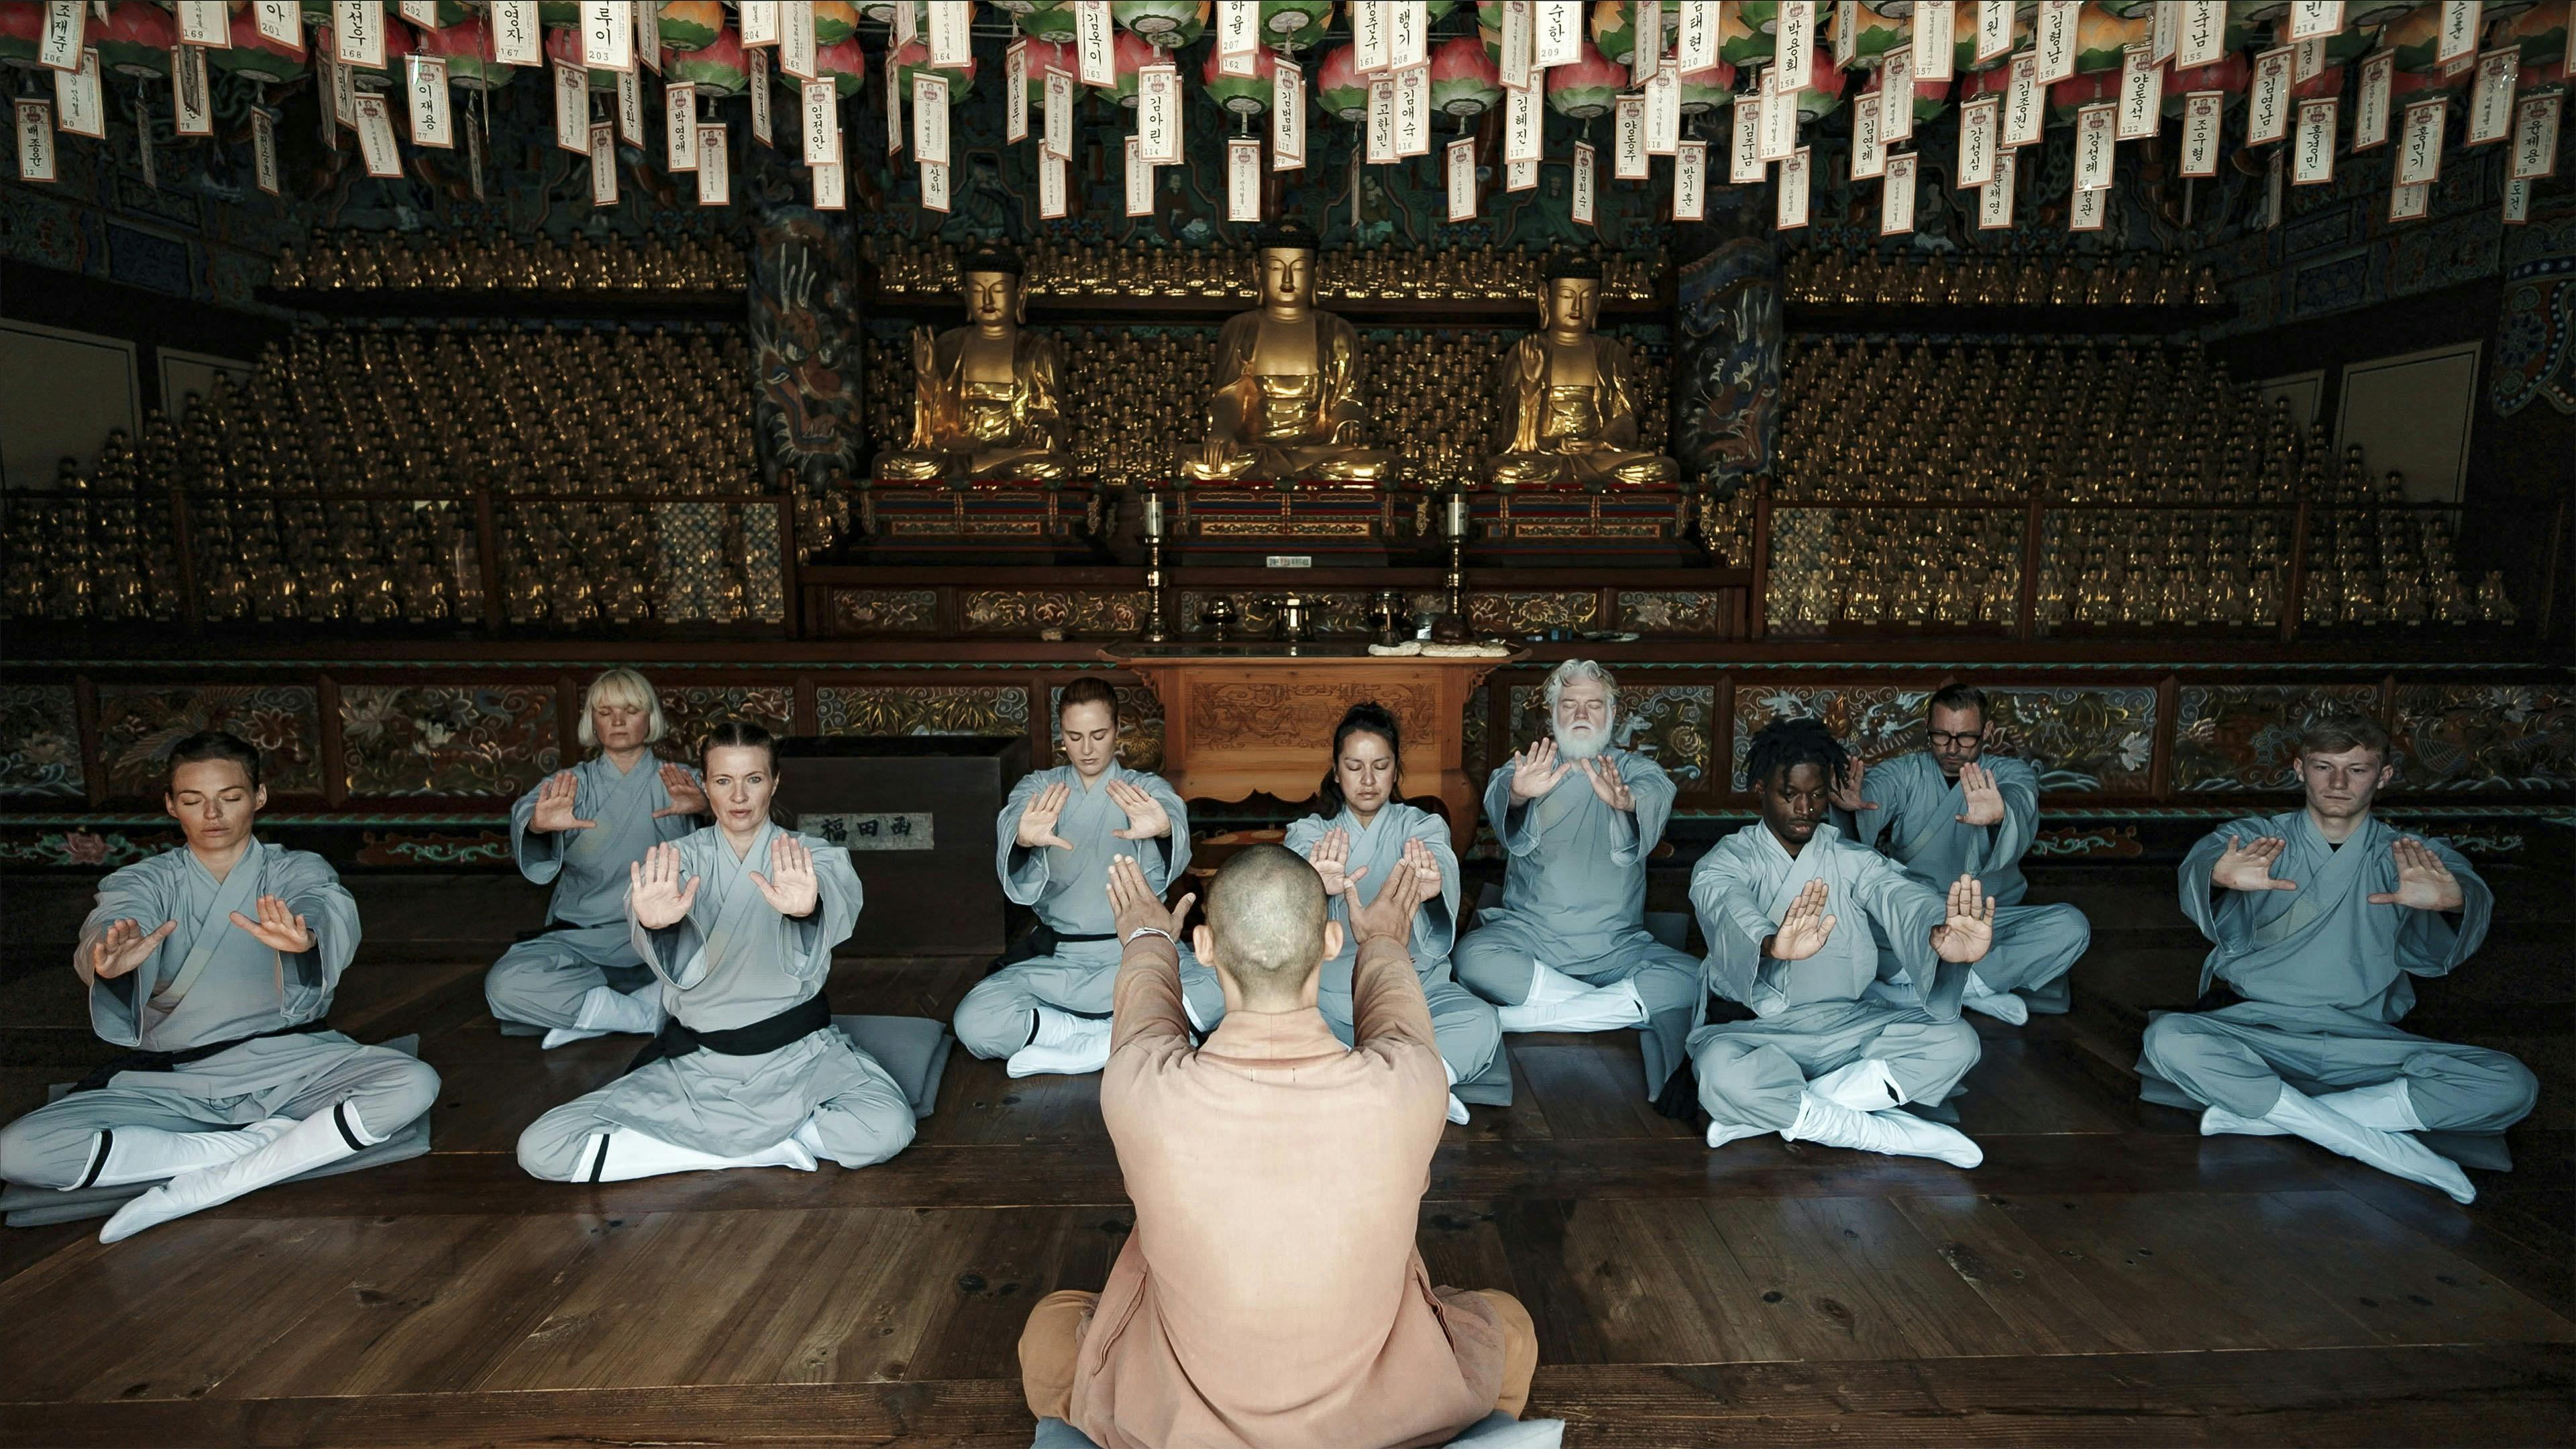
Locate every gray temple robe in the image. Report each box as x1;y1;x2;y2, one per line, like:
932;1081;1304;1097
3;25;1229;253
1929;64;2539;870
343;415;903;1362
2137;812;2535;1152
485;754;704;1030
953;763;1224;1058
1845;752;2088;1006
1285;804;1506;1101
0;843;439;1189
515;822;916;1176
1452;748;1705;1096
1684;822;1980;1131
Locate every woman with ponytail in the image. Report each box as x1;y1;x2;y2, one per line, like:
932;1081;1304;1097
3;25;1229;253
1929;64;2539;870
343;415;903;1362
1283;704;1505;1123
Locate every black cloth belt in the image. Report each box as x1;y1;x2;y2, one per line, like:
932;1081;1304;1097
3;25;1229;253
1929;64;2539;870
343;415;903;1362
987;923;1118;975
515;918;620;942
626;991;834;1074
70;1016;337;1094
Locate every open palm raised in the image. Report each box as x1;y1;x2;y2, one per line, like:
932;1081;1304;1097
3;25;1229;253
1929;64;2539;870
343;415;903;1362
1768;879;1838;961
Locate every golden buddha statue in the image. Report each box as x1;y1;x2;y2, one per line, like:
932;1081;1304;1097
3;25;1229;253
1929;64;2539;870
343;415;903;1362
873;248;1073;482
1185;222;1396;483
1485;255;1678;488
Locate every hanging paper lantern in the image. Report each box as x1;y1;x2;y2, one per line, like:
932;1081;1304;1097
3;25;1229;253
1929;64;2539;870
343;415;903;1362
1590;0;1681;68
657;2;727;52
94;0;178;79
545;22;619;89
1020;37;1077;105
2162;50;2251;113
1845;6;1906;68
813;3;863;47
1950;0;2009;74
1114;0;1210;50
1675;60;1737;115
892;37;975;101
813;37;869;98
1004;1;1078;44
0;3;45;70
2073;7;2150;73
2303;21;2385;68
669;24;751;94
2092;2;2165;17
408;0;476;25
416;15;513;91
209;5;313;85
1546;42;1627;119
1717;4;1772;68
1201;38;1277;114
1430;33;1503;116
2047;66;2120;124
2346;1;2427;24
2498;3;2568;82
2229;1;2294;26
1315;42;1370;120
1260;0;1336;50
2382;3;2475;92
1477;0;1505;60
1426;2;1462;19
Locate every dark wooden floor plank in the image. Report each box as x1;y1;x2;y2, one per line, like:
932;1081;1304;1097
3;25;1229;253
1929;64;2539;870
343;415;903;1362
685;1207;964;1386
1509;1036;1692;1141
1888;1193;2157;1356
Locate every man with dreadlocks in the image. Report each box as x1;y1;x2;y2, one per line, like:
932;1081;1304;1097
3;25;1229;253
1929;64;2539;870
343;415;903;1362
1680;717;1997;1167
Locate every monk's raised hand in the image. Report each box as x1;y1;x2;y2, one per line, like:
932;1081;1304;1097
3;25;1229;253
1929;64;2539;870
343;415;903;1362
654;763;711;820
1828;757;1877;814
629;842;701;929
531;770;596;833
1307;826;1366;897
2211;833;2298;892
1400;836;1444;898
229;894;314;954
1350;837;1427;944
2369;837;2464;912
1768;879;1836;961
1954;762;2007;827
749;835;822;918
1582;756;1635;812
1932;874;1995;963
89;918;176;980
1106;779;1172;841
1509;738;1570;800
1106;853;1194;943
1016;782;1075;851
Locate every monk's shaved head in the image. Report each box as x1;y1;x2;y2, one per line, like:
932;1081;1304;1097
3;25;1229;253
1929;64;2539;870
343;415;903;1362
1204;844;1329;1002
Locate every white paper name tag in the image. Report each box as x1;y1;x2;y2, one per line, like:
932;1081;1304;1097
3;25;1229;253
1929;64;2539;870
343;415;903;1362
174;44;213;137
1353;0;1389;73
1502;0;1533;89
40;2;84;73
1076;1;1112;87
1646;66;1680;154
1978;149;2015;225
2468;50;2518;146
2070;162;2106;229
2512;93;2563;180
408;55;453;148
1680;0;1714;72
1005;40;1028;142
15;99;56;182
2287;2;2345;44
1440;134;1474;220
1758;87;1797;160
1397;62;1430;156
1880;151;1917;233
2075;103;2114;190
1882;48;1913;140
2436;0;2478;67
914;72;952;164
802;77;838;164
1957;95;1998;186
1218;0;1259;75
667;82;698;169
2396;97;2445;184
56;47;101;138
1776;144;1811;228
616;66;643;144
1273;57;1304;169
1506;81;1540;164
1853;89;1885;178
2355;50;2393;149
2292;96;2337;184
1572;138;1597;223
2247;48;2292;145
928;0;971;68
1040;147;1068;216
1392;0;1428;70
252;106;279;194
812;158;844;208
2504;175;2528;223
2118;45;2161;140
1615;93;1648;178
2181;91;2222;176
1674;138;1707;220
553;60;588;153
353;93;402;176
1139;63;1183;166
740;0;778;48
490;1;537;64
1124;133;1152;215
2177;0;2226;69
337;0;383;68
697;123;729;205
1731;97;1764;182
1365;75;1396;162
1230;136;1263;220
751;50;773;146
2391;178;2429;221
1775;1;1813;90
1046;66;1074;158
920;156;948;211
1975;0;2014;63
590;119;618;203
583;0;631;71
2035;1;2077;85
1536;0;1582;68
782;0;816;79
2003;53;2041;147
178;1;228;48
255;0;301;52
1915;1;1955;81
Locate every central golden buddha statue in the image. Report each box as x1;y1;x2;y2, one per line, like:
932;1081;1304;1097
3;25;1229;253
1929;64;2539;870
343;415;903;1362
875;248;1073;482
1487;254;1678;488
1185;222;1396;483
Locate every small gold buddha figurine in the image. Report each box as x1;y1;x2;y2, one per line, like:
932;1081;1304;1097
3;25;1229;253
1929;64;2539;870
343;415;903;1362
1185;221;1397;484
873;247;1074;483
1485;254;1679;489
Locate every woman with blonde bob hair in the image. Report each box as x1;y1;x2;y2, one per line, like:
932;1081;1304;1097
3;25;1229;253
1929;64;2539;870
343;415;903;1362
484;669;710;1047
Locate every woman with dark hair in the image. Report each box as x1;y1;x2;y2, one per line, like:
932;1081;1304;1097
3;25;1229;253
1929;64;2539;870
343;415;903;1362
1281;704;1504;1124
514;723;919;1183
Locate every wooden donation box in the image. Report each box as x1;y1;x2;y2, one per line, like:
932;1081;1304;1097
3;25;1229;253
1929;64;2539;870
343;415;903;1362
775;735;1030;956
1104;644;1524;849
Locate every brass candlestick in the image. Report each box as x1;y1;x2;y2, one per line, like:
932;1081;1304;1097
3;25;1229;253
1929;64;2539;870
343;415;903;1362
1438;490;1470;641
1141;490;1169;643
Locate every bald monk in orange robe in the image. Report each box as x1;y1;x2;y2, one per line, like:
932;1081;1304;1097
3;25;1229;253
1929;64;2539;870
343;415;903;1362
1019;846;1538;1449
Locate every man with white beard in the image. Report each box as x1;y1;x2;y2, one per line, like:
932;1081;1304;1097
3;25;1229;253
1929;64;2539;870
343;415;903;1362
1452;661;1706;1099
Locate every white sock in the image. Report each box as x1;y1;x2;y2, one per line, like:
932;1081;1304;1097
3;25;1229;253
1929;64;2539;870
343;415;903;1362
1008;1008;1114;1078
1447;1093;1471;1125
1521;961;1593;1008
2200;1104;2291;1138
1960;971;2029;1025
1497;977;1649;1034
73;1118;296;1191
2261;1083;2472;1203
1783;1091;1983;1169
101;1102;377;1243
577;1126;818;1183
2313;1079;2426;1134
1705;1120;1768;1149
542;981;665;1050
1806;1058;1905;1113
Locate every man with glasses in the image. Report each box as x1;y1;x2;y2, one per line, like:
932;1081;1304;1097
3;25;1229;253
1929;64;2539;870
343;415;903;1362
1831;684;2090;1024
